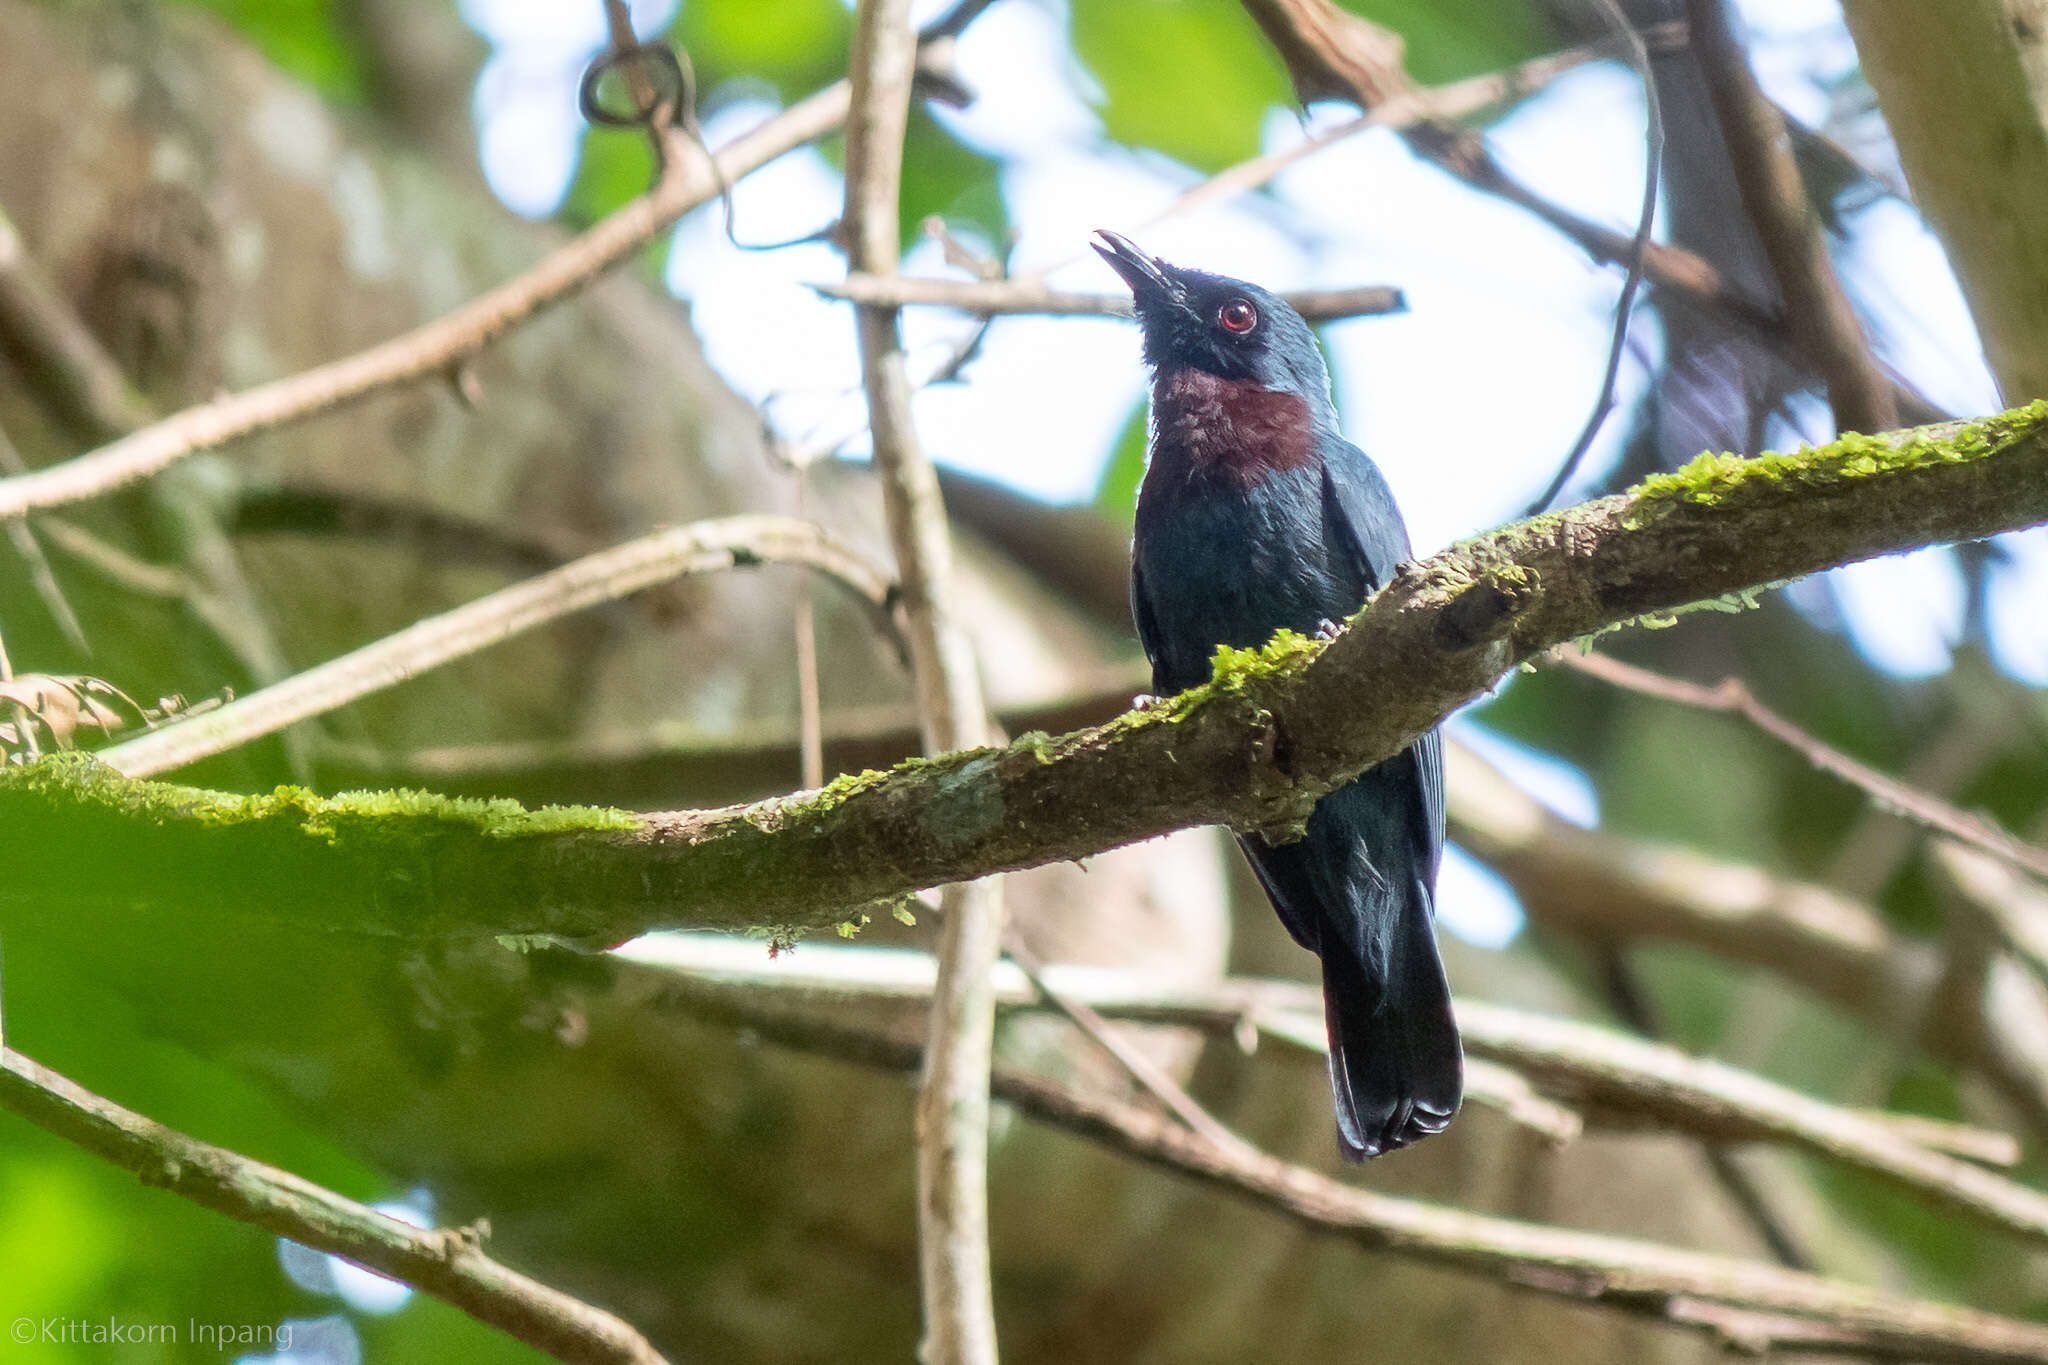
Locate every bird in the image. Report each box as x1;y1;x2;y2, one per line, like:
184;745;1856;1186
1092;229;1461;1160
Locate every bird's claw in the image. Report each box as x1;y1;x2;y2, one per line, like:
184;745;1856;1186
1132;692;1163;710
1314;618;1343;642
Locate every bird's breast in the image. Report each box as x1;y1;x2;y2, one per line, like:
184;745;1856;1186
1151;369;1316;483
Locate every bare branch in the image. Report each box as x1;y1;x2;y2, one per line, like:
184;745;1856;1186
651;972;2048;1365
89;515;895;779
1229;1;1936;428
622;939;2048;1248
0;1046;666;1365
842;1;1003;1359
1450;736;2048;1140
1558;650;2048;885
1000;931;1252;1155
817;275;1405;321
1936;841;2048;997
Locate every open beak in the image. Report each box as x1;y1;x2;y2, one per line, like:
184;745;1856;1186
1092;230;1186;315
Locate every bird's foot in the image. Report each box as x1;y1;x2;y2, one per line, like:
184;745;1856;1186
1314;618;1343;642
1132;692;1163;710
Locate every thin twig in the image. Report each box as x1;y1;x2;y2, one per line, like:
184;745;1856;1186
1525;0;1661;513
817;275;1404;320
1445;736;2048;1142
1689;0;1897;436
0;1046;666;1365
652;974;2048;1365
1559;650;2048;885
843;2;1003;1360
94;516;897;778
36;515;198;600
1000;931;1250;1155
0;424;89;654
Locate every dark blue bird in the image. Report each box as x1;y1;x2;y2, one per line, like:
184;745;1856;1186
1094;230;1461;1160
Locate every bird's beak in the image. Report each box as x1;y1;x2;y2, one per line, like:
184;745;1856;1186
1092;229;1186;316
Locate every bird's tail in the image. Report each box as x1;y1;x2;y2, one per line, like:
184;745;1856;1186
1322;878;1462;1160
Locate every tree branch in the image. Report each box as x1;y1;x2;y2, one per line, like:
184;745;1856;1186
1838;0;2048;403
622;938;2047;1246
0;1046;666;1365
842;1;1003;1360
1558;650;2048;885
92;516;898;779
817;275;1405;321
650;975;2048;1365
1232;0;1938;427
4;407;2046;943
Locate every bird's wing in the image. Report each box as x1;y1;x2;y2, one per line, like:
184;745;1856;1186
1318;436;1412;593
1319;436;1447;871
1129;557;1168;680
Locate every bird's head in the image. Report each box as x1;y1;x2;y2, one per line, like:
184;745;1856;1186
1092;230;1333;413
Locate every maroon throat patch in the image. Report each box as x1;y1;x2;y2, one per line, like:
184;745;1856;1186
1151;368;1316;483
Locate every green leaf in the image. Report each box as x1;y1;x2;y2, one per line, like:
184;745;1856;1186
1070;0;1291;170
169;0;367;102
1341;0;1548;87
900;109;1007;249
563;127;658;226
672;0;852;101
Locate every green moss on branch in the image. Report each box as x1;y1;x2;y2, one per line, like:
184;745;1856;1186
4;403;2046;944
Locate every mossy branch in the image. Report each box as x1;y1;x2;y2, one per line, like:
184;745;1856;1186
3;406;2046;942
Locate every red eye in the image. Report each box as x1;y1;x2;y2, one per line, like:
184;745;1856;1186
1218;298;1258;333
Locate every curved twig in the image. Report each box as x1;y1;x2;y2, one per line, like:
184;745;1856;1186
1559;650;2048;886
1525;0;1662;513
93;516;898;778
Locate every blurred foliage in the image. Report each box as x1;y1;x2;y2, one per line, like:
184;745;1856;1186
671;0;851;100
0;951;538;1362
563;127;659;230
1071;0;1291;170
168;0;366;102
1068;0;1548;172
1341;0;1548;86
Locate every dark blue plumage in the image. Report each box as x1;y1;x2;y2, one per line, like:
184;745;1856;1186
1095;231;1461;1160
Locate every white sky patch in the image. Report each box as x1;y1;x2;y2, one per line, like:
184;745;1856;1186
1837;198;2001;417
1437;845;1525;949
1829;546;1968;678
473;52;587;218
1305;70;1655;550
1988;529;2048;686
1448;717;1601;829
937;0;1104;157
277;1193;430;1315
